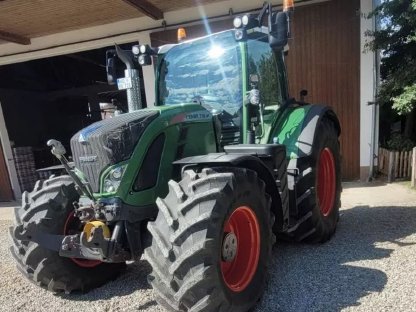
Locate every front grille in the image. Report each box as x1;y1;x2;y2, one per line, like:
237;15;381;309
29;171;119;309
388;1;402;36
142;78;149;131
70;110;159;192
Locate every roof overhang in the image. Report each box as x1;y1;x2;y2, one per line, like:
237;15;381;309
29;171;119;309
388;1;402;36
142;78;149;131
0;0;329;65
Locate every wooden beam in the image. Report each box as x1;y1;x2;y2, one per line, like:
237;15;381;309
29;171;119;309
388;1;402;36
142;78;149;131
122;0;164;20
0;30;31;45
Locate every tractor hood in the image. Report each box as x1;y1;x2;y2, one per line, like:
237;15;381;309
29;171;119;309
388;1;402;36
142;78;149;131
70;110;159;192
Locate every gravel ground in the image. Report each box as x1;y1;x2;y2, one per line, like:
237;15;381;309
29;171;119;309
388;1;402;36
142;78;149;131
1;182;416;312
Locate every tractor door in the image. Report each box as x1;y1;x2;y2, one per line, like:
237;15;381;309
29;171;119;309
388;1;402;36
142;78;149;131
244;38;289;144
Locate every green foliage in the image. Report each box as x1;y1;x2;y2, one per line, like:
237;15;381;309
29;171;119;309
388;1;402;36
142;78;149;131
386;133;415;151
258;53;279;106
367;0;416;114
392;84;416;114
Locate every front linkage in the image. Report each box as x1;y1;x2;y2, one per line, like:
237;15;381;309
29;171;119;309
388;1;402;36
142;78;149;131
13;140;138;263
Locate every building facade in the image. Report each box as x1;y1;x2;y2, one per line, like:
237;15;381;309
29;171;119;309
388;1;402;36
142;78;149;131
0;0;378;200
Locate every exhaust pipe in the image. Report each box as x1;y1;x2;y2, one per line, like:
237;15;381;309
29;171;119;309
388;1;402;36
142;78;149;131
106;45;146;112
115;45;145;112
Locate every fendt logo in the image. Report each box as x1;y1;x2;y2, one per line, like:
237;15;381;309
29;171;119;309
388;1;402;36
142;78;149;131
79;155;98;163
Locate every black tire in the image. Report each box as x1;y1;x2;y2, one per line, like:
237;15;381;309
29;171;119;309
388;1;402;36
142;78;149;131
145;167;274;312
9;175;125;293
287;116;341;243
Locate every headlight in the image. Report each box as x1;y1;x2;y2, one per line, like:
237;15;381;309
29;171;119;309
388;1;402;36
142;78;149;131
111;166;124;180
103;165;126;193
104;180;116;193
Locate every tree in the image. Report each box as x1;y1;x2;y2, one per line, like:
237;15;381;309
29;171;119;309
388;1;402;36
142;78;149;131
367;0;416;140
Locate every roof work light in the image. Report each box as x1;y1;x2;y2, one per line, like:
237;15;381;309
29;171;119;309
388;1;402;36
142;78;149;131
283;0;295;12
177;28;187;42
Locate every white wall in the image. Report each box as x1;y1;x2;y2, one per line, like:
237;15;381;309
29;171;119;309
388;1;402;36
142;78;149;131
360;0;378;176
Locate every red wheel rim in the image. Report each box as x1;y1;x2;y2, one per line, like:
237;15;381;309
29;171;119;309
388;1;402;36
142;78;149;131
64;213;102;268
221;206;260;293
317;148;336;217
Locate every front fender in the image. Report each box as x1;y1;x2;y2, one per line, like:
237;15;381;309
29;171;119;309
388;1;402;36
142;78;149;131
174;153;287;232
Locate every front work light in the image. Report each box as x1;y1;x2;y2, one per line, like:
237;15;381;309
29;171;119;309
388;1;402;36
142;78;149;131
233;16;243;28
242;15;249;26
132;45;140;55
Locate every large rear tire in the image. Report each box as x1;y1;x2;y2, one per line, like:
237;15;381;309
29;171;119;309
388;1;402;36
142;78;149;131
145;168;274;312
9;175;125;293
287;116;341;243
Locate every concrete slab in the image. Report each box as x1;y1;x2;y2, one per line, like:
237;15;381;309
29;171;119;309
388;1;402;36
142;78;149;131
0;201;19;220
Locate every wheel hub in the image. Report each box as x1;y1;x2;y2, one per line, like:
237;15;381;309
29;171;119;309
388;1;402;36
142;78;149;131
222;232;238;262
220;206;260;293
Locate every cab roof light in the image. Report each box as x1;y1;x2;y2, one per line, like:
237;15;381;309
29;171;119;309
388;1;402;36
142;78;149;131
283;0;295;12
177;27;187;42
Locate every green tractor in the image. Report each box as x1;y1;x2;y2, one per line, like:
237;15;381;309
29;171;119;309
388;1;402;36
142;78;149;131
10;2;341;311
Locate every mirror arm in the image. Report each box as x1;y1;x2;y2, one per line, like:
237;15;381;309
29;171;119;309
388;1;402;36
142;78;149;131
258;2;270;27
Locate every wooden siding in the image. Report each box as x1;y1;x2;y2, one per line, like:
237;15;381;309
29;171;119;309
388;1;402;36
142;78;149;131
286;0;361;180
0;139;13;201
150;0;361;180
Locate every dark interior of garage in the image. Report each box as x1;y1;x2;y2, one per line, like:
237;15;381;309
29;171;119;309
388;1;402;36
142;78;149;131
0;42;141;193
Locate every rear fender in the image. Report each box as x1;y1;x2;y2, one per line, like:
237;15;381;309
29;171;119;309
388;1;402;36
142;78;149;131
272;104;341;218
272;104;341;159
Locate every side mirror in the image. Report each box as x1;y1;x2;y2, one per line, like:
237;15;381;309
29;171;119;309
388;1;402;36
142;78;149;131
249;74;259;86
269;12;288;50
249;74;260;106
106;50;117;85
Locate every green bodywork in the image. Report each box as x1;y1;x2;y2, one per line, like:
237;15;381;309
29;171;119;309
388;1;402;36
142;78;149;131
77;29;315;206
268;106;314;159
99;104;217;206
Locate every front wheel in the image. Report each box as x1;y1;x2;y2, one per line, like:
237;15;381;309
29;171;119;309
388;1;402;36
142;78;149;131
145;168;274;312
9;175;125;293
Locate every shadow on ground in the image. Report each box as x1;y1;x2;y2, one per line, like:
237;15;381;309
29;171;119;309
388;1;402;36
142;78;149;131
256;205;416;312
62;260;153;301
56;204;416;310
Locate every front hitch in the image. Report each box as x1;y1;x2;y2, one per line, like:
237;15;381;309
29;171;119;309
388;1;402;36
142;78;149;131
13;219;129;263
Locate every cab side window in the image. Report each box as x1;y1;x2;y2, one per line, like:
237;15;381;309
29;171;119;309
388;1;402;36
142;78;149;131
247;39;283;109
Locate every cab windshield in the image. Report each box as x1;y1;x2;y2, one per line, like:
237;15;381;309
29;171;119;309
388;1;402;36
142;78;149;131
158;31;242;115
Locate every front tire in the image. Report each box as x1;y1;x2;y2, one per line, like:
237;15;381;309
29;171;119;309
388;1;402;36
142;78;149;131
9;175;125;293
145;168;274;312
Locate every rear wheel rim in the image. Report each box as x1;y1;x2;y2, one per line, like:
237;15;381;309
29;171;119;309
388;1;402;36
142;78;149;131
221;206;260;293
317;148;336;217
64;213;102;268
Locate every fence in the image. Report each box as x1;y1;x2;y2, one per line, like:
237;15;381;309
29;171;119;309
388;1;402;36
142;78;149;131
378;147;415;183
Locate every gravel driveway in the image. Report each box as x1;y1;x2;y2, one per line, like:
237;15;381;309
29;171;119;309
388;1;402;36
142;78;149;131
0;182;415;312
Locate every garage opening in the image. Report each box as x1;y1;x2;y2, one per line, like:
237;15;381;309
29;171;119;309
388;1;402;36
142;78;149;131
0;43;143;196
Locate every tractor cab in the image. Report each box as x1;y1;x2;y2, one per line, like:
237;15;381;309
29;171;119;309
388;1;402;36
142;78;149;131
135;4;291;147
